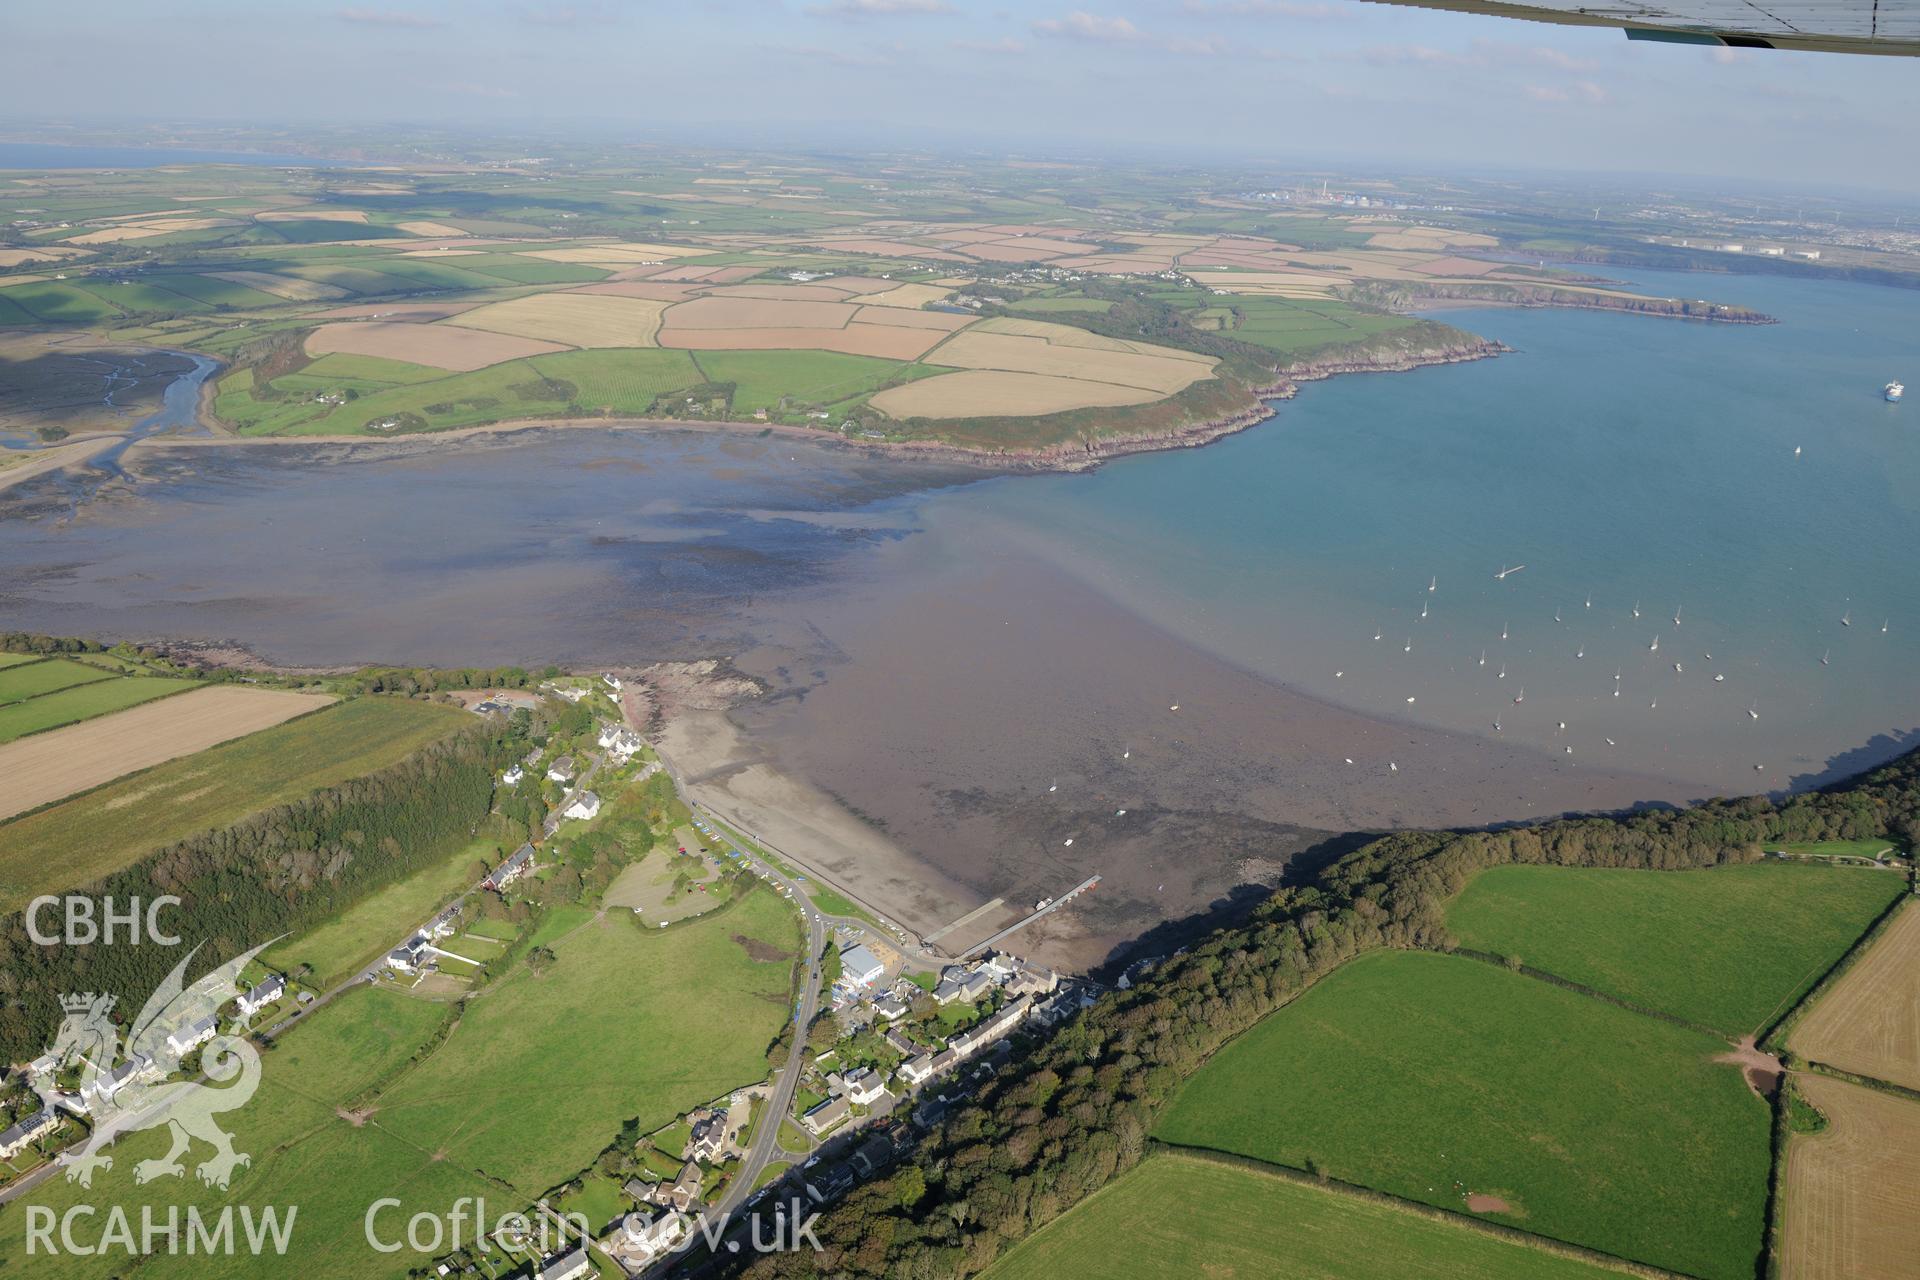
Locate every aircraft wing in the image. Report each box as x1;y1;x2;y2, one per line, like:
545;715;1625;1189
1358;0;1920;55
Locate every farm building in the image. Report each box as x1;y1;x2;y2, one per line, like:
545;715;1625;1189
840;944;885;987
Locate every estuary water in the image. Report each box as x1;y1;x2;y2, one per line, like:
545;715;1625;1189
903;267;1920;795
0;266;1915;963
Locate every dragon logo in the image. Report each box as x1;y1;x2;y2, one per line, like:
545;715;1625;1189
34;941;275;1191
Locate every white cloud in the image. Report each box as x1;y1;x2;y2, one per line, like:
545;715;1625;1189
1032;11;1142;42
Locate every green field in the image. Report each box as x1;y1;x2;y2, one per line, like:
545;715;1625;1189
2;280;121;324
1218;296;1419;357
0;697;467;911
1155;950;1770;1280
984;1153;1638;1280
375;885;799;1193
0;652;41;668
0;656;114;703
265;827;508;988
1445;862;1904;1034
1003;297;1115;314
0;986;499;1280
689;349;944;414
0;675;189;743
529;347;702;414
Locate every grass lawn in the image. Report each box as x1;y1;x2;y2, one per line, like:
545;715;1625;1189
375;886;799;1194
267;826;508;988
466;917;521;942
1445;862;1904;1035
1154;950;1771;1280
0;656;115;703
0;697;466;912
804;885;877;925
984;1153;1639;1280
0;986;492;1280
777;1119;812;1155
752;1159;791;1193
0;675;190;742
555;1174;631;1231
527;903;595;948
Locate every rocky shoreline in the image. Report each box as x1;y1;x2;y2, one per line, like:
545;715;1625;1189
877;335;1512;473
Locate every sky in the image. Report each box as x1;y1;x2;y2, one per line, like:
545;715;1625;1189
5;0;1919;193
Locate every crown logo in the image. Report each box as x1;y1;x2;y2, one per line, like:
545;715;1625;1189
61;992;112;1014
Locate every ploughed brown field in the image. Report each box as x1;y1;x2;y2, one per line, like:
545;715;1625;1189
444;292;669;348
305;320;568;370
0;685;335;820
1790;902;1920;1090
925;329;1217;394
1781;1073;1920;1280
868;369;1162;419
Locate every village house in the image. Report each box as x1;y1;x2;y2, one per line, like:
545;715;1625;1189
485;844;534;890
804;1163;855;1205
685;1112;727;1164
501;763;525;787
842;1067;886;1107
1004;960;1059;999
619;1209;686;1257
0;1108;57;1160
81;1054;156;1111
602;673;623;692
386;935;428;975
872;993;909;1022
839;944;885;988
546;756;576;784
562;790;602;822
801;1095;850;1136
597;723;644;761
662;1160;704;1213
933;969;991;1006
850;1131;895;1179
534;1245;592;1280
896;1054;935;1087
236;973;286;1020
1032;987;1096;1028
623;1177;659;1204
164;1015;217;1057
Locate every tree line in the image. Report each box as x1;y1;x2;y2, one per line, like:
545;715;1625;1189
724;747;1920;1279
0;720;518;1061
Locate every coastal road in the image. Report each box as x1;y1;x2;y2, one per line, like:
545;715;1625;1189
706;809;825;1220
